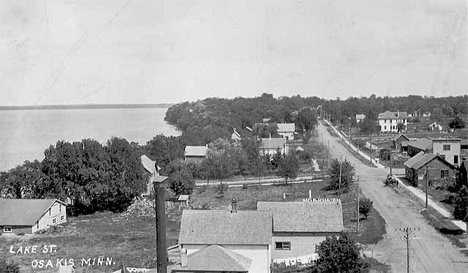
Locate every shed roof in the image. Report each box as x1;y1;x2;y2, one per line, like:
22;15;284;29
260;138;286;150
404;152;455;170
407;138;432;151
378;111;408;119
0;199;65;226
172;245;251;272
178;210;272;245
184;146;208;157
277;123;296;132
257;201;344;233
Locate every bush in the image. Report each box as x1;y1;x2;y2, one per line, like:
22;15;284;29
0;258;20;273
359;197;373;219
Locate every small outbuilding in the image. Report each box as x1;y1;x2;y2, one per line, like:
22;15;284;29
391;134;410;150
0;198;67;234
184;146;208;164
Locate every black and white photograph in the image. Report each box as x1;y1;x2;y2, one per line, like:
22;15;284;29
1;0;467;272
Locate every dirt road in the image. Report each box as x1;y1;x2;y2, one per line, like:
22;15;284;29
318;122;468;272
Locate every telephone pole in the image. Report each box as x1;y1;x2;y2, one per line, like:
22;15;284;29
154;175;169;273
339;156;342;197
357;176;360;231
425;166;429;209
395;227;420;273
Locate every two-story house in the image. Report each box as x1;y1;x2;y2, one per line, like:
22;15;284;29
259;138;288;156
184;146;208;164
378;111;408;133
257;199;344;265
432;139;461;167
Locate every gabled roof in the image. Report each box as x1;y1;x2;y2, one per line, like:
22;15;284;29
404;152;455;170
407;138;432;151
172;245;251;272
391;134;409;141
257;201;344;233
184;146;208;157
277;123;295;133
178;210;272;245
260;138;286;150
432;138;462;143
378;111;408;119
0;199;65;226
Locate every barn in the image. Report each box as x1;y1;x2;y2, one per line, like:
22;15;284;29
0;199;67;235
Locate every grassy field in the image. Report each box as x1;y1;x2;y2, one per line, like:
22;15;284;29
1;179;387;273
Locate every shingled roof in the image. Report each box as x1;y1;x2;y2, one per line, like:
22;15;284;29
407;138;432;151
184;146;208;157
0;199;65;226
404;152;455;170
277;123;295;133
378;111;408;119
257;201;344;233
171;245;251;272
178;210;272;245
260;138;286;150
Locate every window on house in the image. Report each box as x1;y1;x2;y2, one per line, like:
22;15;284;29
49;209;51;216
59;204;61;212
384;126;386;130
454;155;458;164
52;218;56;224
443;145;451;151
441;170;449;178
3;226;12;233
275;242;291;250
61;216;64;221
36;222;39;229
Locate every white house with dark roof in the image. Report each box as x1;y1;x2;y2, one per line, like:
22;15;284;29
257;200;343;265
276;123;296;140
184;146;208;164
259;138;288;156
0;199;67;234
378;111;408;132
177;208;272;273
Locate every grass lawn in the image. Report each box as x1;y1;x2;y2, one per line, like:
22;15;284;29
1;180;387;272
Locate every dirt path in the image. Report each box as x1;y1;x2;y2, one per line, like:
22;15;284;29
318;122;468;273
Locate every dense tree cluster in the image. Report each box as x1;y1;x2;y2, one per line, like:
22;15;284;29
0;138;146;214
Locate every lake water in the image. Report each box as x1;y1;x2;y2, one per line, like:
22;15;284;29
0;108;180;172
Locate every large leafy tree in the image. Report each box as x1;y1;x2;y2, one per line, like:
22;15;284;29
454;186;468;222
449;115;466;129
166;159;195;196
313;234;369;273
328;158;355;191
297;107;318;131
276;153;299;184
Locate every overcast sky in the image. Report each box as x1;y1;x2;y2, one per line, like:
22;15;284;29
0;0;466;106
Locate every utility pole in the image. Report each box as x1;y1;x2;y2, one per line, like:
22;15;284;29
357;176;360;232
390;151;393;176
327;140;330;167
339;157;342;197
395;228;420;273
425;166;429;209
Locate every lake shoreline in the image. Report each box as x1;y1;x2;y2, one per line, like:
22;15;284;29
0;103;175;111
